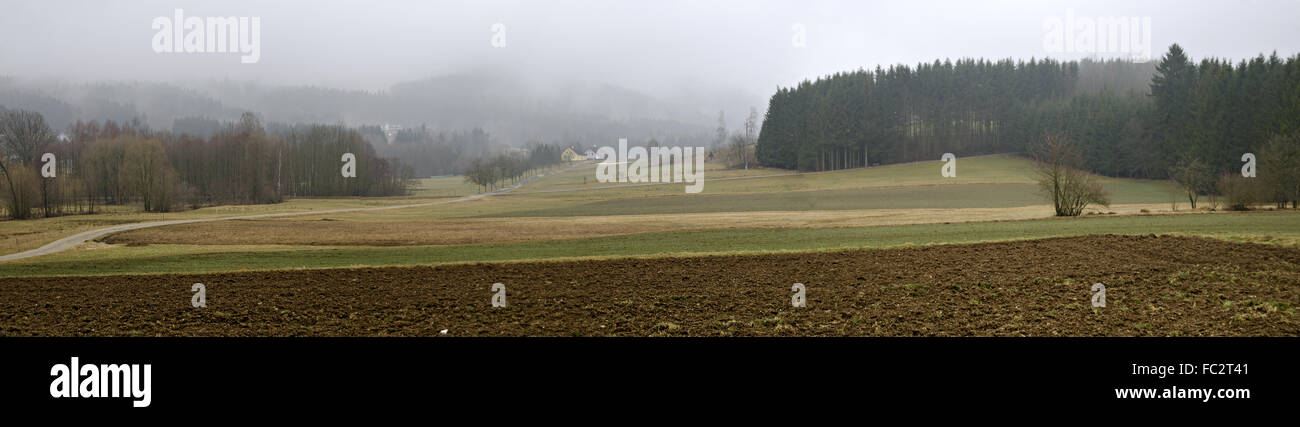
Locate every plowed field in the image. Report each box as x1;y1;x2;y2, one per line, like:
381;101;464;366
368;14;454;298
2;235;1297;336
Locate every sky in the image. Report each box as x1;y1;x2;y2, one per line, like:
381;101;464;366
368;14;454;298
1;0;1298;102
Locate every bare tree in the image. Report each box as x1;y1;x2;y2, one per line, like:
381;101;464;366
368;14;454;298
742;107;758;169
728;132;747;169
722;107;761;170
713;110;727;151
1168;154;1214;209
0;110;55;219
1030;132;1110;216
120;137;178;212
0;109;53;165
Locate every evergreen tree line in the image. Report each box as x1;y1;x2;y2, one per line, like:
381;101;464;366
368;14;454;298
0;110;411;219
758;57;1080;171
755;45;1300;205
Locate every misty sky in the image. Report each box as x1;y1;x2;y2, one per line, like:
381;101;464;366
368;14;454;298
2;0;1299;104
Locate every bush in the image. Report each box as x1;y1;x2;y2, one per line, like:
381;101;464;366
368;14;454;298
1218;173;1261;210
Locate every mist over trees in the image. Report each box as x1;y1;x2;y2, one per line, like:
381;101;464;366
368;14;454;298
0;73;721;150
358;125;496;178
756;44;1300;208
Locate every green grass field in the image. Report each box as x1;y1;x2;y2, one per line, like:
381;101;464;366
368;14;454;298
2;210;1295;278
323;155;1181;219
487;180;1182;217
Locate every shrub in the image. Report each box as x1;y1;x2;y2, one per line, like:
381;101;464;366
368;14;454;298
1218;172;1261;210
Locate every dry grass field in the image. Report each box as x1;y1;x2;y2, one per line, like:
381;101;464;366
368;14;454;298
101;203;1176;247
0;155;1291;278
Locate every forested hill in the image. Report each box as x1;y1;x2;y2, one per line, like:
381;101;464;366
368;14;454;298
0;72;720;149
756;45;1300;179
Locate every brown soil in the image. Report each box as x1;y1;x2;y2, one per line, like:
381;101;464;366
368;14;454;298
2;235;1297;336
98;205;1170;248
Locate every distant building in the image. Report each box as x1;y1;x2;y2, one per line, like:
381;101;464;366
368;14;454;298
584;149;601;160
561;147;585;162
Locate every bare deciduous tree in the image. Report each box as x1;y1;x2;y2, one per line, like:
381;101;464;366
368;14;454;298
0;109;55;219
742;107;758;169
713;110;727;151
120;137;177;212
1168;154;1214;209
727;133;746;169
0;109;54;165
724;107;761;170
1030;132;1110;216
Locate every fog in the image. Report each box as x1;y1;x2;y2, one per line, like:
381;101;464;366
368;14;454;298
2;0;1299;141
